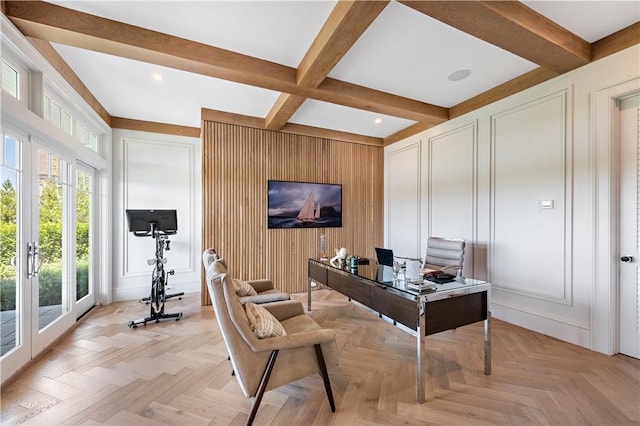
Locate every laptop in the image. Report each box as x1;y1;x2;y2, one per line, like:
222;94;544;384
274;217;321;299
375;247;394;266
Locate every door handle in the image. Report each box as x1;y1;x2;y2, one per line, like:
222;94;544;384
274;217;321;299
33;242;42;275
620;256;634;263
26;242;33;278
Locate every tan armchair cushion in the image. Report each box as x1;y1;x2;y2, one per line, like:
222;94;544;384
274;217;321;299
233;278;258;297
245;302;286;339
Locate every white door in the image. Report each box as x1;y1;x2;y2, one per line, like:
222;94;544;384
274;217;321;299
31;146;75;355
0;133;76;382
1;131;32;379
619;94;640;359
74;164;96;316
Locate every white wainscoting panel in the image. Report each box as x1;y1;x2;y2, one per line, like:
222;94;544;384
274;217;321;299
123;138;194;275
426;123;477;276
491;90;572;304
113;131;201;302
386;142;420;258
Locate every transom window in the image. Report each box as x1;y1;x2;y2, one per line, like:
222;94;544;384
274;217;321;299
1;60;19;99
44;95;73;136
76;121;98;152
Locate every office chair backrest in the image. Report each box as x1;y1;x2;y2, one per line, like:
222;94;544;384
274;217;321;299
423;237;465;275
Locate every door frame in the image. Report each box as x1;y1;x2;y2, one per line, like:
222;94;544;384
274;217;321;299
593;77;640;355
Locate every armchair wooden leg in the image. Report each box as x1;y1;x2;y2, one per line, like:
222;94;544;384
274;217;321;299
314;344;336;412
246;350;278;426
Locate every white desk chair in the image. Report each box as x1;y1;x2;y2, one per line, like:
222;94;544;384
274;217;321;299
423;237;465;276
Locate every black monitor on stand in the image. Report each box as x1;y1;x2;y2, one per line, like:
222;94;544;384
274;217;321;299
126;209;178;237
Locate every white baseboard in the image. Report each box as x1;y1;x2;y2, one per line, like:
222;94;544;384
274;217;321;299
491;302;591;350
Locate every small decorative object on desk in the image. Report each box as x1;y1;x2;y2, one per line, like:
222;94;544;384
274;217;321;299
319;233;328;260
330;247;348;267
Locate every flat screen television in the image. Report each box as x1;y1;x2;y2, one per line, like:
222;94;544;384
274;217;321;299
268;180;342;229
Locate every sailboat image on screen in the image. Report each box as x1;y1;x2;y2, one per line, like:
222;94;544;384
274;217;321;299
297;189;320;223
267;180;342;229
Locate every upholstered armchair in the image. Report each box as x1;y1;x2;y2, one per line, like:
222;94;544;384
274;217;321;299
202;248;290;304
422;237;466;276
205;268;339;425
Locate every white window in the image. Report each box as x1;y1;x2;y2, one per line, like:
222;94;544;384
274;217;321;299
43;94;73;136
1;60;19;99
76;121;98;152
1;55;28;107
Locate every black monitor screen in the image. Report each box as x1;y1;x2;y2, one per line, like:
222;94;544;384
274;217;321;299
126;209;177;235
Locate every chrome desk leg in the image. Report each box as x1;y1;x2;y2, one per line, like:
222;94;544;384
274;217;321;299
416;299;426;403
307;278;312;311
484;311;492;375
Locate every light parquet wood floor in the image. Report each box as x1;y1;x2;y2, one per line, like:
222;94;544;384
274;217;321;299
1;290;638;425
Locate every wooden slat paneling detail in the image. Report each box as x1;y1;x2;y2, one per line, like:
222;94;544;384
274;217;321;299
201;121;384;305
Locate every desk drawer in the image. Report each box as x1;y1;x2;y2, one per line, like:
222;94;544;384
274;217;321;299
328;270;370;306
370;285;418;330
425;291;487;336
309;262;327;285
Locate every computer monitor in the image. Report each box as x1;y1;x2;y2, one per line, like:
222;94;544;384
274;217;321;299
375;247;394;266
126;209;177;236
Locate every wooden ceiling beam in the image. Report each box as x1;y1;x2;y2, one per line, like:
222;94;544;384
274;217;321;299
449;67;558;119
592;21;640;62
111;117;200;138
264;93;306;131
297;0;389;89
5;0;445;125
265;0;389;130
399;0;591;74
202;107;383;146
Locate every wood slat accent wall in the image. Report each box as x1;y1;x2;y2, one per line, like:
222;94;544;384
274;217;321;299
201;120;384;305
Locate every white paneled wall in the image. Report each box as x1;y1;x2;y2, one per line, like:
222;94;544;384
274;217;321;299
490;91;571;303
426;123;477;276
385;143;420;258
113;129;201;302
385;45;640;353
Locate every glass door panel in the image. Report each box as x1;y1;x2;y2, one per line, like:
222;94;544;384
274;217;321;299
36;150;69;330
75;166;94;316
31;146;73;356
1;135;21;356
0;132;32;383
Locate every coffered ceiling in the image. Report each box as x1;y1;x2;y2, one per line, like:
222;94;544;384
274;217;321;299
3;1;639;145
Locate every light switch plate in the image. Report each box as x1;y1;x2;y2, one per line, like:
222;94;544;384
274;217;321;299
541;200;555;209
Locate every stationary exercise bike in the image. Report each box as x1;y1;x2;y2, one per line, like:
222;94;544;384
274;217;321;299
126;209;183;328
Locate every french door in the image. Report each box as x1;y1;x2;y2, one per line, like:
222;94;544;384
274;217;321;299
1;130;94;382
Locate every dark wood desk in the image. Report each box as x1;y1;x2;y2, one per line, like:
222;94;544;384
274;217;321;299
307;258;491;403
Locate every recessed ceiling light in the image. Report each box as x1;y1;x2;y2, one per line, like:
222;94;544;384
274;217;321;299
152;73;164;81
374;118;382;125
448;69;471;82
